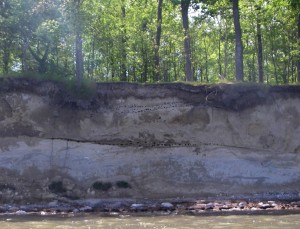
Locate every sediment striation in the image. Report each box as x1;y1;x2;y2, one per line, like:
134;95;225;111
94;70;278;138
0;77;300;204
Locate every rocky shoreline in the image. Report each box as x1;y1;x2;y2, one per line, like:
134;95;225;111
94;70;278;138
1;199;300;216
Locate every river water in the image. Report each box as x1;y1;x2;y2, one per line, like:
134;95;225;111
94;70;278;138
1;213;300;229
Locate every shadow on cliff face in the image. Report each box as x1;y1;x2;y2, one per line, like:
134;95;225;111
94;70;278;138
0;77;299;111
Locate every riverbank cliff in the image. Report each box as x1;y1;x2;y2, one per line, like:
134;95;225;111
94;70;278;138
0;78;299;205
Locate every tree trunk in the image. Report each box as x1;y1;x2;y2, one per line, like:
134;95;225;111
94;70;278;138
140;37;148;82
204;38;209;82
270;26;278;84
297;14;300;82
256;11;264;83
172;44;178;81
3;46;9;74
21;38;29;73
75;0;84;88
75;30;84;87
28;45;50;74
232;0;244;81
92;37;95;78
142;50;148;83
217;16;222;78
224;21;228;79
120;2;127;81
218;31;222;78
154;0;163;81
180;0;193;81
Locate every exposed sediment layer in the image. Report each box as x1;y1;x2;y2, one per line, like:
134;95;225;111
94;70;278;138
0;78;299;204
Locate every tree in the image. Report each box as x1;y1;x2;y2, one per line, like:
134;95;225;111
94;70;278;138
0;0;17;74
232;0;244;81
120;0;127;81
298;13;300;82
290;0;300;82
154;0;163;81
256;5;264;83
1;0;298;84
180;0;193;81
74;0;84;87
171;0;194;81
61;0;85;85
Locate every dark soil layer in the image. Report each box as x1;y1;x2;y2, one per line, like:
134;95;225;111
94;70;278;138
1;77;299;111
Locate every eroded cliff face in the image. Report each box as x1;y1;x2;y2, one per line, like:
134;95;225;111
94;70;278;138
0;78;299;203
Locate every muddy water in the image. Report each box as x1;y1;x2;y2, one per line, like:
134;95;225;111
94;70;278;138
1;213;300;229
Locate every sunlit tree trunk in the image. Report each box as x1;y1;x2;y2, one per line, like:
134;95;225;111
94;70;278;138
232;0;244;81
180;0;193;81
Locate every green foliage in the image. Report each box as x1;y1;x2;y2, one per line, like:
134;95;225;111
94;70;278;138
0;0;299;84
92;181;113;191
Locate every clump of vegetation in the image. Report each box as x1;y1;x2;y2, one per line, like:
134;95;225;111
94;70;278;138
116;181;131;189
92;181;112;191
64;77;97;99
48;181;66;194
0;183;16;191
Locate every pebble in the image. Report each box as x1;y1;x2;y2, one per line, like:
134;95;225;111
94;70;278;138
238;202;247;208
206;203;215;209
220;205;231;210
15;210;27;215
160;202;174;209
258;202;273;209
130;204;147;211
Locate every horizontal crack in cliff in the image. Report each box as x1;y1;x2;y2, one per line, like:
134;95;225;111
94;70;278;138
37;137;278;154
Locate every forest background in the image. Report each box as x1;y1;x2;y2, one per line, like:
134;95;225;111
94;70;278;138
0;0;300;85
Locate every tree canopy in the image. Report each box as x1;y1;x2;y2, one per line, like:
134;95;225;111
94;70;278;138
0;0;299;84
